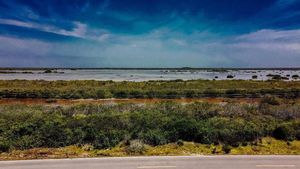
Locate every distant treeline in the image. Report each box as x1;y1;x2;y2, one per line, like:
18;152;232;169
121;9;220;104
1;80;300;99
0;101;299;152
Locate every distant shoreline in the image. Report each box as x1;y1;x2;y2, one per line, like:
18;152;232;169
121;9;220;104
1;67;300;70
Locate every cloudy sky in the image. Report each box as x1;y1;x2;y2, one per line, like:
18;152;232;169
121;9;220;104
0;0;300;68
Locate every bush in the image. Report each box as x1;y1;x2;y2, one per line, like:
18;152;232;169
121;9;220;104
125;140;146;155
0;102;299;151
176;140;184;146
225;89;242;97
14;135;40;150
199;117;262;145
140;130;167;146
241;142;248;146
129;90;145;98
0;139;10;152
93;131;124;149
222;144;232;154
296;132;300;140
81;144;94;151
112;90;129;98
273;125;295;140
185;90;197;98
211;147;217;154
261;96;280;105
39;120;70;147
95;90;109;99
167;119;200;142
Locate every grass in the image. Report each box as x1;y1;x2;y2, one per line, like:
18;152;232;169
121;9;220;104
230;138;300;155
1;80;300;99
1;138;299;160
2;79;300;91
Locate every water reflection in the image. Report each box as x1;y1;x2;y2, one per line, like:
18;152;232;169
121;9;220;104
0;69;299;81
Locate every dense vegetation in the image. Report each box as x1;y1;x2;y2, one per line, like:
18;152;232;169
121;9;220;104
1;80;300;99
0;100;299;153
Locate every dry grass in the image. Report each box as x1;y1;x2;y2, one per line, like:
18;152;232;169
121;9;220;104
231;137;300;155
1;138;299;160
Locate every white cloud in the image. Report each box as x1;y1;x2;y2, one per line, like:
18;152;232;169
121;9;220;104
0;36;53;67
1;27;300;68
236;29;300;41
56;22;87;38
0;19;33;28
0;19;109;41
233;29;300;53
0;36;50;55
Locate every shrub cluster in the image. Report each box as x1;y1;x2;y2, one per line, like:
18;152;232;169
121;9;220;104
0;102;299;152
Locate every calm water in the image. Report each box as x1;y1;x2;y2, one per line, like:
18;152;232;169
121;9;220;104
0;69;300;81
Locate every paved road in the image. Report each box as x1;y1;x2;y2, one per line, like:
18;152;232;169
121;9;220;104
0;156;299;169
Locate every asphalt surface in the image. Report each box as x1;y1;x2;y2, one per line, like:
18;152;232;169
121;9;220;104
0;156;299;169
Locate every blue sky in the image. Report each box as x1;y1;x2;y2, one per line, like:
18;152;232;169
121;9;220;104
0;0;300;67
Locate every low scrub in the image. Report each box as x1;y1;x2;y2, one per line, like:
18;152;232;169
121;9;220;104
0;102;299;153
1;80;300;99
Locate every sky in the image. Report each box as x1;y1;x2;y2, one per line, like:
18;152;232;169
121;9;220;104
0;0;300;68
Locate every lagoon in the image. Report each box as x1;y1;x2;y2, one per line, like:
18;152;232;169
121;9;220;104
0;69;299;81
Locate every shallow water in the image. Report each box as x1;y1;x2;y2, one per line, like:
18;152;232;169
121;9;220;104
0;69;299;81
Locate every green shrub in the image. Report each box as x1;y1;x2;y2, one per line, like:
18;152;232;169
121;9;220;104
185;90;197;98
273;125;295;140
95;90;108;99
167;119;200;142
112;90;129;98
13;135;39;150
93;131;124;149
0;102;299;151
0;139;10;152
140;130;167;146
